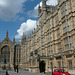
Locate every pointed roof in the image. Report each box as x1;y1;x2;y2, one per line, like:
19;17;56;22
1;31;13;44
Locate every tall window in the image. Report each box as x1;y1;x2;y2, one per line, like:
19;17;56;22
47;46;50;56
51;45;53;54
55;15;59;26
41;26;43;35
64;37;69;50
49;46;50;52
16;46;21;63
67;20;70;31
69;36;72;49
49;20;51;29
63;21;67;33
48;45;53;55
65;4;68;15
41;38;44;46
58;43;61;52
42;49;45;56
50;32;52;41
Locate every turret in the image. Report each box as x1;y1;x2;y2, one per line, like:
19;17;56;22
42;0;46;11
21;32;26;45
13;37;15;43
42;0;47;20
38;4;41;16
22;32;26;40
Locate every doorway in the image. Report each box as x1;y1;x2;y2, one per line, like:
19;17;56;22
39;61;45;73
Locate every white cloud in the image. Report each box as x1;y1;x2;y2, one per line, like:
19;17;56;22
15;19;37;39
15;0;58;39
27;0;58;18
0;0;26;21
47;0;58;6
27;2;42;18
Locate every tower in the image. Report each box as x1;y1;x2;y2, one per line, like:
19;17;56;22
42;0;47;20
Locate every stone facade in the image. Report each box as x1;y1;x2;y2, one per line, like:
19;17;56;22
21;0;75;73
0;31;22;70
0;0;75;74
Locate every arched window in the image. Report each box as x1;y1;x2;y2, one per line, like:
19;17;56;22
1;46;10;63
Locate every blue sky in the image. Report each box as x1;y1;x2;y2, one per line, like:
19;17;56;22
0;0;57;41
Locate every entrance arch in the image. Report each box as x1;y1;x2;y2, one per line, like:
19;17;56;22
39;61;46;73
1;45;10;64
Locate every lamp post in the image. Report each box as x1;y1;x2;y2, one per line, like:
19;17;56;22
61;51;64;69
51;55;54;75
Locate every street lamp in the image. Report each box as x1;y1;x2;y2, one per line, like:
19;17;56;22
50;55;54;75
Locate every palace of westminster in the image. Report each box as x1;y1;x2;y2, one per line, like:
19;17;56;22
0;0;75;73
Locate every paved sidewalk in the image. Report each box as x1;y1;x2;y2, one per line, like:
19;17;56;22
8;70;46;75
0;70;6;75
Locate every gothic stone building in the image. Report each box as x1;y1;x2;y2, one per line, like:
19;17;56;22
0;0;75;74
0;31;22;69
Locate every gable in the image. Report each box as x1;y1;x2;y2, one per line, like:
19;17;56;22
1;37;13;45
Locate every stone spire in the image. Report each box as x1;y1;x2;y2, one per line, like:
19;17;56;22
42;0;46;10
21;32;26;45
38;4;41;15
22;32;26;40
13;37;15;43
6;30;8;37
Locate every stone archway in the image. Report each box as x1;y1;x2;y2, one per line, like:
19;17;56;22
39;61;46;73
1;45;10;69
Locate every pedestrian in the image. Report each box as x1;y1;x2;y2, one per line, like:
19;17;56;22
6;70;9;75
17;65;18;73
14;65;16;72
